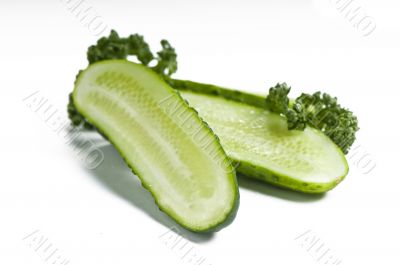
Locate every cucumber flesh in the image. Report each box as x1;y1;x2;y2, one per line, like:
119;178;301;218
179;90;348;193
73;60;238;232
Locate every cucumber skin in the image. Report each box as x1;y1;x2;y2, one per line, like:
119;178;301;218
167;78;267;109
167;78;349;194
73;61;239;232
237;160;347;194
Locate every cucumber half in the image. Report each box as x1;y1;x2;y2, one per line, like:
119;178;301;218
176;84;348;193
73;60;239;232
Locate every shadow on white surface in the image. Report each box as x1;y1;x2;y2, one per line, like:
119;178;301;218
79;142;215;243
238;174;326;202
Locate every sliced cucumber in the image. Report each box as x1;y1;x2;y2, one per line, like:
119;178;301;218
172;80;348;193
73;60;239;232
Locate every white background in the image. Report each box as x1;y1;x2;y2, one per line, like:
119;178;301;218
1;0;399;264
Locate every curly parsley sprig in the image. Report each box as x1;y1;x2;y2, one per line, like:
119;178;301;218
265;83;359;154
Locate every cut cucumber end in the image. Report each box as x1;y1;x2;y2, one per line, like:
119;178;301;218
73;60;239;232
180;90;349;193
